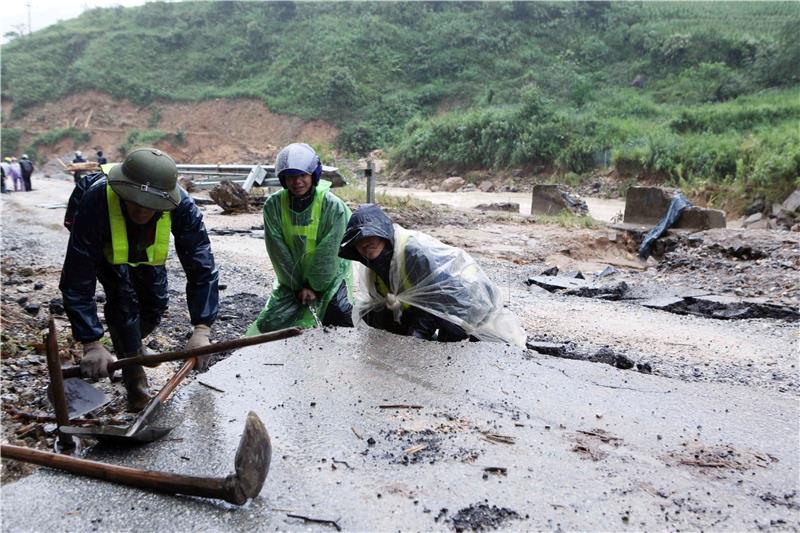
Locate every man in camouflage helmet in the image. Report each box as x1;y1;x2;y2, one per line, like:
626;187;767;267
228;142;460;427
59;147;219;411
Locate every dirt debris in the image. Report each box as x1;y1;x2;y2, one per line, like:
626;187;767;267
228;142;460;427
442;503;523;532
665;442;778;471
571;428;623;461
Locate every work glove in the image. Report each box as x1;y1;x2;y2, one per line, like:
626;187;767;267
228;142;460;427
81;341;117;379
186;324;212;371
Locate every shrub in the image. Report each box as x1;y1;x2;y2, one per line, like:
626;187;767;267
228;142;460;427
1;128;22;156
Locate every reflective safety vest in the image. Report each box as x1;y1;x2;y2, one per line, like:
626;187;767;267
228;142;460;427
372;232;412;309
279;180;331;272
102;164;171;266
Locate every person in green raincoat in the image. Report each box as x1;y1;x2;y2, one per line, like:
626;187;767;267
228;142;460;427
247;143;353;334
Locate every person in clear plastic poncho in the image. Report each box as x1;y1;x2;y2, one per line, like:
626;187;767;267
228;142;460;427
246;143;353;334
339;204;526;347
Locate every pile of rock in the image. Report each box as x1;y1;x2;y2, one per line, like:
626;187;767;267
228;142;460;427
530;184;588;216
741;190;800;231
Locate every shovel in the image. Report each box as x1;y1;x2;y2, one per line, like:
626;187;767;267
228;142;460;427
2;411;271;505
59;357;196;444
55;326;303;417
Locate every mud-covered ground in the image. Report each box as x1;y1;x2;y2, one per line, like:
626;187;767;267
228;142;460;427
1;173;798;488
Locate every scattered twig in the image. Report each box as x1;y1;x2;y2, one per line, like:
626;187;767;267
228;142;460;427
678;459;732;468
590;381;669;394
577;429;622;443
15;423;41;438
331;458;353;470
483;466;507;476
351;426;363;440
263;363;284;366
379;404;423;409
404;443;428;455
480;432;515;445
286;514;342;531
198;381;225;393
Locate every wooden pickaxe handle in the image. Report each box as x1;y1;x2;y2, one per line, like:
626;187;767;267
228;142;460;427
1;444;243;504
62;327;302;379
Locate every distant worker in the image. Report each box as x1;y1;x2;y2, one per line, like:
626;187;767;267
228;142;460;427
60;147;220;411
246;143;353;334
72;150;87;184
96;150;107;165
9;157;24;192
1;157;10;193
19;154;34;192
339;204;526;346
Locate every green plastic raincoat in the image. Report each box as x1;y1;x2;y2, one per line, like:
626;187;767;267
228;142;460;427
247;181;352;334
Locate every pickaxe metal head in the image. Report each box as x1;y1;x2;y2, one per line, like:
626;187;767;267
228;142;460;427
225;411;272;504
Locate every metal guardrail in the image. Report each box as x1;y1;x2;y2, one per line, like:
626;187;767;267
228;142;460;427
176;164;346;190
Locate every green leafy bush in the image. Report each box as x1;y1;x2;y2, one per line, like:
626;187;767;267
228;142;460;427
1;128;22;156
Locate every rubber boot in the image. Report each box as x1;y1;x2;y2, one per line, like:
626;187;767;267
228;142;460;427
122;365;152;412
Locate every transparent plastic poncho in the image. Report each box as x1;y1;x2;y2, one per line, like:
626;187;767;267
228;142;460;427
353;225;526;347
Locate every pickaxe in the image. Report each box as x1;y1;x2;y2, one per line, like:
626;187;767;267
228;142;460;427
45;317;301;445
1;411;271;505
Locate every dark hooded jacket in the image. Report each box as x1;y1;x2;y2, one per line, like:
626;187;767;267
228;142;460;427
339;204;468;342
59;175;219;343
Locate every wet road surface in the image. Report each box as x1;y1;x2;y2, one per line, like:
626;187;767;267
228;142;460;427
2;327;798;531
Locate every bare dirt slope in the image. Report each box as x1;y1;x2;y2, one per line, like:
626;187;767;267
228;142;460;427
4;91;338;164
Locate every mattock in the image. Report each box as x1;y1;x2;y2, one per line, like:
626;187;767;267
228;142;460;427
44;316;301;446
2;411;272;505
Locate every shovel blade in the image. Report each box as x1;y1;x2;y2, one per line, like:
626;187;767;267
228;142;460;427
50;378;110;419
60;423;174;444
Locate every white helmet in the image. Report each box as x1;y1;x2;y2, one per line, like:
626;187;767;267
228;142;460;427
275;143;321;187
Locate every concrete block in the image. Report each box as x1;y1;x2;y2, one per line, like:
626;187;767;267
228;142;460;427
623;186;678;225
676;206;726;229
623;186;725;228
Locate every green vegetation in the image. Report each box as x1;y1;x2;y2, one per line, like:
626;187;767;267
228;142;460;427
2;128;22;156
530;210;599;230
22;127;90;162
120;129;170;154
119;129;189;155
2;1;798;207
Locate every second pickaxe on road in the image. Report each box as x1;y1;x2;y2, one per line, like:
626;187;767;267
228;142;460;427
46;317;302;444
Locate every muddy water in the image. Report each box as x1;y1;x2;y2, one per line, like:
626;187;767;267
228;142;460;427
377;186;625;222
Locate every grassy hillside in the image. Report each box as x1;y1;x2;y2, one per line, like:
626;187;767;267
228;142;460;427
2;1;798;206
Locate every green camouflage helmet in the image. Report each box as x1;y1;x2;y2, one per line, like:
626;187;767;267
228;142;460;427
108;147;181;211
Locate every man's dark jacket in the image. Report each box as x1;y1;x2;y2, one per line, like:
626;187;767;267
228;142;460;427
60;174;219;343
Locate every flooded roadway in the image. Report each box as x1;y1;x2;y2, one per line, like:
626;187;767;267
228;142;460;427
377;186;625;222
